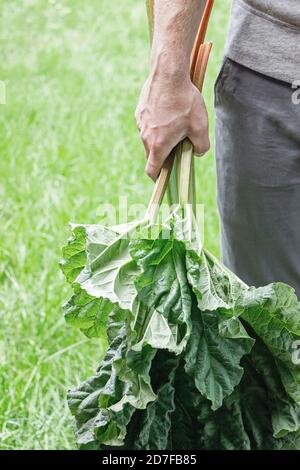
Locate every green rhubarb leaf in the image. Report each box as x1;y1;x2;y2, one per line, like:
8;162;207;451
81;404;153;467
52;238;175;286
60;223;144;341
62;286;112;340
68;307;156;448
184;302;254;410
198;389;251;450
240;283;300;405
239;354;300;450
186;248;245;312
128;351;179;450
60;225;87;283
130;236;192;353
61;222;142;311
171;360;204;449
248;340;300;439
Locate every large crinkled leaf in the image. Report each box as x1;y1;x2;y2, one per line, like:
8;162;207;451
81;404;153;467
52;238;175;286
239;354;300;450
196;344;300;450
173;360;251;450
60;223;143;339
184;304;254;410
240;283;300;335
186;249;245;312
60;225;87;283
240;283;300;405
267;283;300;335
60;225;113;339
183;244;256;427
62;222;142;310
67;306;129;448
68;308;156;448
198;389;251;450
248;340;300;439
132;309;179;353
131;237;191;324
63;286;113;339
110;345;156;413
77;235;139;311
171;360;204;450
184;248;252;414
126;351;179;450
130;236;192;353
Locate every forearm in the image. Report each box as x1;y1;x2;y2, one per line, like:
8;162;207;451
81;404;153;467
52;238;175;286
150;0;207;83
136;0;210;180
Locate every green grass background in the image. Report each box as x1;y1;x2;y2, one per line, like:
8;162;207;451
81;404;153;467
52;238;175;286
0;0;230;449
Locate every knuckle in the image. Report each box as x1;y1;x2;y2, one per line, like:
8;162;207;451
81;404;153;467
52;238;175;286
140;130;150;144
201;119;209;132
140;130;146;140
199;120;209;133
151;143;160;154
190;120;207;137
151;139;164;155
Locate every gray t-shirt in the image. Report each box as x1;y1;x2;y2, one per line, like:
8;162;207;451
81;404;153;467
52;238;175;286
225;0;300;83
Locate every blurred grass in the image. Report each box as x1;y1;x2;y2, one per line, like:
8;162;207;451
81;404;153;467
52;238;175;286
0;0;230;449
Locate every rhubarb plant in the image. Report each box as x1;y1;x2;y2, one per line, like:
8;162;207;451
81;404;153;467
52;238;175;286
60;172;300;449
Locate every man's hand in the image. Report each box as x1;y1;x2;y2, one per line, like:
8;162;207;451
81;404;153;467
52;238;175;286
136;73;210;181
136;0;209;181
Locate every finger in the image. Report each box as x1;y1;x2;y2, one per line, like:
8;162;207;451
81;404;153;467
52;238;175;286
194;152;205;157
195;135;210;156
146;137;175;180
136;119;141;132
146;150;165;181
135;106;142;131
140;133;150;159
188;128;210;156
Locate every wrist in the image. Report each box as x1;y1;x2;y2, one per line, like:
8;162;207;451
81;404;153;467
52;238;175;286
149;47;190;87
